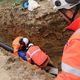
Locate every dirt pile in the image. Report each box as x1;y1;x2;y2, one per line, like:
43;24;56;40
0;49;11;80
0;48;52;80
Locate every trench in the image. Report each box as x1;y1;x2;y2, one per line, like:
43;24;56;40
0;0;73;73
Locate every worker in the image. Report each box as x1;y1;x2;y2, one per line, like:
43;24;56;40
51;0;80;80
52;0;80;23
12;36;58;75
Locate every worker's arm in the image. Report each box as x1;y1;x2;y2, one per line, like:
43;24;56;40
54;39;80;80
26;53;32;63
12;43;20;56
12;36;23;56
13;51;19;56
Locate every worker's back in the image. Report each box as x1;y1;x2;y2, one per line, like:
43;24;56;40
26;45;50;68
56;29;80;80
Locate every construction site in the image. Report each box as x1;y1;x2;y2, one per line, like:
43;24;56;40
0;0;74;80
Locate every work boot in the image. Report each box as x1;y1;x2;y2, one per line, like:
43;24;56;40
48;67;58;76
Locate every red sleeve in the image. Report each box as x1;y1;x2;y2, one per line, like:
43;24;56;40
26;53;32;63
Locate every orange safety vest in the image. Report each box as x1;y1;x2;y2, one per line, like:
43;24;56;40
12;36;23;56
26;46;50;68
56;29;80;80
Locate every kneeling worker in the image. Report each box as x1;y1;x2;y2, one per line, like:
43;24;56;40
12;36;58;75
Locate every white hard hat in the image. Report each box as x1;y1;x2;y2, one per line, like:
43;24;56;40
28;43;33;47
52;0;80;11
22;38;29;45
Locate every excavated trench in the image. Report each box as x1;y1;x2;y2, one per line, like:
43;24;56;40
0;0;73;80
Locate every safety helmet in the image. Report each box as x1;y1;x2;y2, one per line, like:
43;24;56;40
52;0;80;11
19;37;33;48
19;38;29;45
22;38;29;45
28;43;33;47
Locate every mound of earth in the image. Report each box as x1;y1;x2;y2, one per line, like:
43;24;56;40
0;48;53;80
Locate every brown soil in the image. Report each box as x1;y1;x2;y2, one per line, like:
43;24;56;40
0;48;52;80
0;0;73;80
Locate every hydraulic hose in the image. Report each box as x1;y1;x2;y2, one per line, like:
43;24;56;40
0;42;13;53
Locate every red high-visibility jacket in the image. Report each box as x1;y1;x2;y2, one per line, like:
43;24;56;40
26;46;50;68
56;29;80;80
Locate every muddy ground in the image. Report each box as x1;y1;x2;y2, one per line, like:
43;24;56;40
0;0;73;80
0;48;52;80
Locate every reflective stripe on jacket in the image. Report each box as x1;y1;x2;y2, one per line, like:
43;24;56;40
26;46;50;67
56;29;80;80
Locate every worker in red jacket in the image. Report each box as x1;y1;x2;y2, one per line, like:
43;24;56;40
12;36;58;75
51;0;80;80
55;17;80;80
